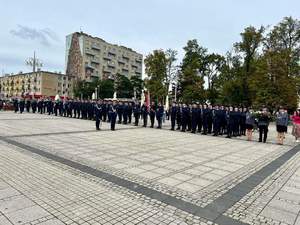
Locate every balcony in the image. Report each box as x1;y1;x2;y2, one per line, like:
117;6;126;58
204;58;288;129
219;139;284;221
91;45;101;51
86;51;95;57
91;60;100;65
136;58;142;63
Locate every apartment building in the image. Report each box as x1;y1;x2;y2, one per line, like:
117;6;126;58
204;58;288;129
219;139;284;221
0;71;74;98
65;32;143;81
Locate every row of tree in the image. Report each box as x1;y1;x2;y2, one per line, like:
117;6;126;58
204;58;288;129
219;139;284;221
145;16;300;110
73;75;144;100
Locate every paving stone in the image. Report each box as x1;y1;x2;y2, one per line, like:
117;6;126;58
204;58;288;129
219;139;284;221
0;195;35;213
0;187;20;200
6;205;50;224
0;216;13;225
261;206;297;224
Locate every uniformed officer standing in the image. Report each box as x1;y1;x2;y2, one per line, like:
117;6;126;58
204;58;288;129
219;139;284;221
141;102;149;127
102;100;108;122
202;104;208;135
133;102;141;126
123;102;129;124
94;100;103;130
191;103;198;133
54;100;59;116
47;99;54;115
13;98;19;113
107;101;112;122
156;102;164;129
197;104;203;133
117;102;124;124
226;106;235;138
207;104;213;134
213;105;222;136
109;101;118;131
26;99;31;113
128;102;133;124
176;103;182;130
149;102;156;128
170;102;177;130
19;98;25;114
181;104;189;132
31;99;37;113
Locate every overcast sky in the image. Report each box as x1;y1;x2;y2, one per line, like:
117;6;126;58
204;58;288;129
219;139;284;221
0;0;299;75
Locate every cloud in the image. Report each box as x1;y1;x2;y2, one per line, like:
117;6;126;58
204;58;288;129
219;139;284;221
10;25;60;46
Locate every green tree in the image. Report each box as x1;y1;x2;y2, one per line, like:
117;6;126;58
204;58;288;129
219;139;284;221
179;39;206;103
73;80;97;99
234;26;265;106
98;79;114;99
204;53;226;104
130;75;144;99
115;74;134;98
144;50;168;102
165;49;178;96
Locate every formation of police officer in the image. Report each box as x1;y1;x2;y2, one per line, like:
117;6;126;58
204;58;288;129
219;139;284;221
169;102;247;138
12;97;249;137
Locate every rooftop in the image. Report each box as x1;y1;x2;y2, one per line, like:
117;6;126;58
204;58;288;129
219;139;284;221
72;32;142;56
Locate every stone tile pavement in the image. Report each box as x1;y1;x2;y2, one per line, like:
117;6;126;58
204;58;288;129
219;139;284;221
0;111;299;225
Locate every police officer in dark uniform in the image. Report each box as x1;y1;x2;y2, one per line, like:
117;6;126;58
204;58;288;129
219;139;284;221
37;99;42;114
181;104;189;132
109;100;118;131
213;105;222;136
191;103;198;133
94;100;103;130
141;102;148;127
156;102;164;129
117;102;124;124
149;101;156;128
226;106;235;138
233;107;240;137
19;98;25;114
47;99;54;115
13;98;19;113
31;99;37;113
176;103;182;130
197;104;203;133
207;104;213;134
42;99;47;114
123;102;129;124
133;102;141;126
202;104;208;135
128;102;133;124
186;104;192;131
102;100;108;122
26;98;31;113
107;101;112;122
170;102;177;130
220;106;227;135
54;100;59;116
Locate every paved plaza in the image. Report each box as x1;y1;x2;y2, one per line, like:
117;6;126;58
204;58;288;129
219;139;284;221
0;111;300;225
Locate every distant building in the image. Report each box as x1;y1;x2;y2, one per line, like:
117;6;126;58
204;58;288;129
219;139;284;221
65;32;143;81
0;71;74;98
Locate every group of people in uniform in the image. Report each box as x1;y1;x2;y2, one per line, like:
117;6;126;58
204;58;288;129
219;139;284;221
10;97;291;145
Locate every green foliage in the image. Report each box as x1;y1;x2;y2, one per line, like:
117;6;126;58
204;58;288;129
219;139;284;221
98;79;114;99
214;17;300;110
130;75;144;98
144;50;168;102
73;75;144;100
115;74;134;98
178;40;206;103
73;80;97;99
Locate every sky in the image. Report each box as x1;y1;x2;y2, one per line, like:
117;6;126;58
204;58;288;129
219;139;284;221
0;0;299;76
